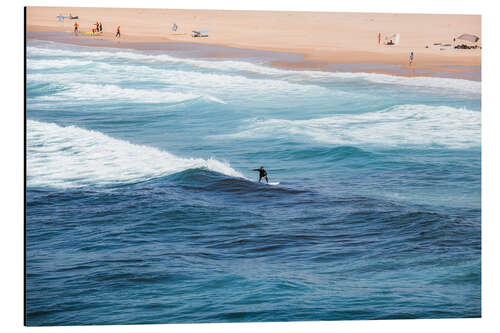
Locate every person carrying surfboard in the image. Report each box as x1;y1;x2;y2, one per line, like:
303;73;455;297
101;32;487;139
253;166;269;184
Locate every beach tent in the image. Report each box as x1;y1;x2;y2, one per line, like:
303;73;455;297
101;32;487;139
456;34;480;43
385;33;400;45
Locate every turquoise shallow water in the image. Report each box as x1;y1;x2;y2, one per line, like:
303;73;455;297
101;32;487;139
26;39;481;325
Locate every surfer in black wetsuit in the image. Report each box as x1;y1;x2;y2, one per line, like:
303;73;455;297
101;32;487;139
253;166;269;183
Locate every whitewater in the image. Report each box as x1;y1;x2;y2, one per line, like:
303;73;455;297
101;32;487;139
26;39;481;325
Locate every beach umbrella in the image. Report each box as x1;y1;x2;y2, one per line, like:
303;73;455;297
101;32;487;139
456;34;480;43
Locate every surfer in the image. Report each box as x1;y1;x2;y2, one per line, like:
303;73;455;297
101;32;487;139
253;166;269;184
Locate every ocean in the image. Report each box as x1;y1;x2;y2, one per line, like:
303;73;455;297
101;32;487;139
26;39;481;325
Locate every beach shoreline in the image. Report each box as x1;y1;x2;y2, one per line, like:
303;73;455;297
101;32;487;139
26;32;481;81
26;7;482;81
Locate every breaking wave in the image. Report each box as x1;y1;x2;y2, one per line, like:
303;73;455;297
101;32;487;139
27;120;245;188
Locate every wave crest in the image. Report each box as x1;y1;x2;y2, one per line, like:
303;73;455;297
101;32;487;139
27;120;244;188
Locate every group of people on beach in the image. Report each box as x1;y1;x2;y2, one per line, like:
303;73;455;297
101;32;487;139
72;19;120;38
92;21;103;34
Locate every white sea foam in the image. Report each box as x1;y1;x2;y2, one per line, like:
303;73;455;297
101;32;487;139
27;46;287;74
34;83;227;104
27;45;480;95
27;62;329;100
27;120;245;188
27;58;93;70
217;105;481;149
315;71;481;95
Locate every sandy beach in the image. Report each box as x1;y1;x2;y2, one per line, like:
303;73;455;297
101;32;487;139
26;7;481;78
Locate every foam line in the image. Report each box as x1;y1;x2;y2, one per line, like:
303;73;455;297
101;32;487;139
216;104;481;149
27;45;480;95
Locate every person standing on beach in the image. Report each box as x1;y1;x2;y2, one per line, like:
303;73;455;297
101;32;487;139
116;25;121;38
409;51;414;65
378;32;381;44
73;21;79;35
99;22;103;32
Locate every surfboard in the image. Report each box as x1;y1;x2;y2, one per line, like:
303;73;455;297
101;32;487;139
258;181;279;186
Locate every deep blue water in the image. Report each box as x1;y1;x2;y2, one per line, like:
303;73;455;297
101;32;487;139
26;40;481;325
